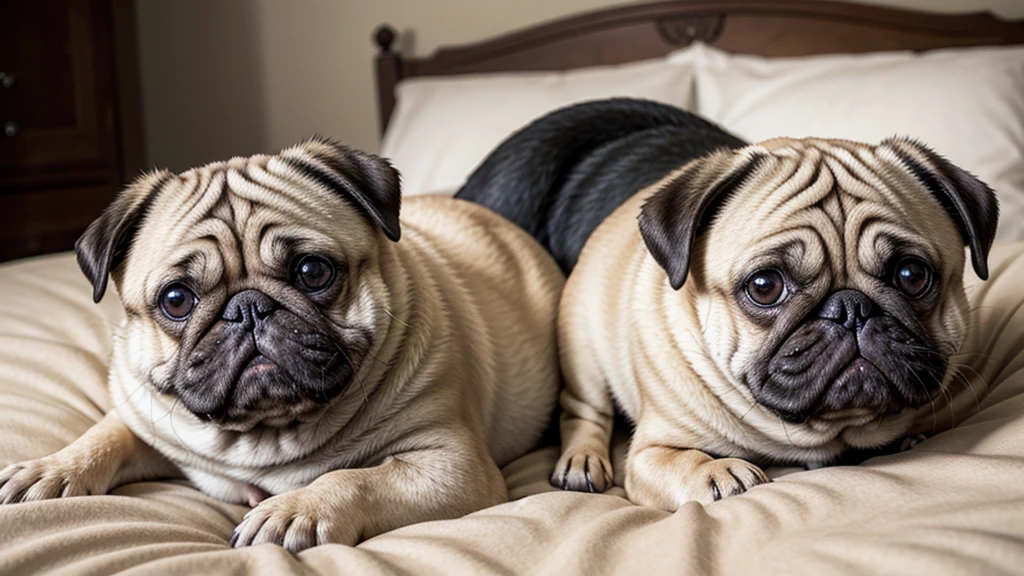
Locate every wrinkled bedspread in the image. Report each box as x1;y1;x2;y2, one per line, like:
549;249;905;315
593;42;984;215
1;246;1023;575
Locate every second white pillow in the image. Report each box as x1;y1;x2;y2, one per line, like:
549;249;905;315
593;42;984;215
675;43;1024;242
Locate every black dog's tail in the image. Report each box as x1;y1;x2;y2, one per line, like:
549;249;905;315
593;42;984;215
456;98;745;272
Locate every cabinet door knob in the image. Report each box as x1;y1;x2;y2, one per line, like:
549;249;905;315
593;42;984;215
0;72;15;90
4;122;18;137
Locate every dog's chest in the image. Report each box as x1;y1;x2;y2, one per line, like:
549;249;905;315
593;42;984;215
179;462;318;504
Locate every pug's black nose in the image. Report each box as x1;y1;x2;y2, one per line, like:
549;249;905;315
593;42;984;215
818;290;876;331
222;290;278;325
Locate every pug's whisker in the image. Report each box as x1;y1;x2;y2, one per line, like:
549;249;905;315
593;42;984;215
331;341;369;408
897;342;947;358
951;363;991;394
166;397;199;457
149;387;157;440
934;374;957;429
780;420;795;448
111;378;150;412
947;350;990;361
150;393;183;426
957;370;983;417
151;408;175;425
326;324;387;369
951;364;988;416
715;386;753;401
908;369;937;435
317;356;330;404
738;402;758;423
319;349;344;404
904;342;987;368
383;307;410;328
360;348;390;368
958;321;989;332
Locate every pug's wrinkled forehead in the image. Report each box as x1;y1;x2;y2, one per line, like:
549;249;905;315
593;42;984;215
75;137;402;307
704;138;966;290
126;166;365;301
639;136;998;292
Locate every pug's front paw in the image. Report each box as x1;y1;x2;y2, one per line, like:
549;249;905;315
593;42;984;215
692;458;770;503
551;448;614;493
627;446;772;509
0;453;113;504
230;486;361;552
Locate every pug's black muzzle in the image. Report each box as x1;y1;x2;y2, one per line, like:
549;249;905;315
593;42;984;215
172;289;351;424
752;290;945;423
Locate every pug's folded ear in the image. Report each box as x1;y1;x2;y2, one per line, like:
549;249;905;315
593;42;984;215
279;136;402;242
638;149;767;290
75;172;173;303
882;137;1000;280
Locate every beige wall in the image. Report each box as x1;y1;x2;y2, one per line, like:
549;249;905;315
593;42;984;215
136;0;1024;173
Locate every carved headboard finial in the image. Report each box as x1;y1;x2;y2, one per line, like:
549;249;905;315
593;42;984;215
374;25;397;53
656;14;725;46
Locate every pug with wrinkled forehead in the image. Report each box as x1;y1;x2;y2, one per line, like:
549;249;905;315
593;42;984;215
457;99;998;509
556;136;997;508
0;138;564;550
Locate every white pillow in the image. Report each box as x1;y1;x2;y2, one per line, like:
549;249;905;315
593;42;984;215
673;43;1024;242
380;57;696;197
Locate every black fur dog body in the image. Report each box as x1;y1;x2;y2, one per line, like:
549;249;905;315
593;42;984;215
456;98;746;273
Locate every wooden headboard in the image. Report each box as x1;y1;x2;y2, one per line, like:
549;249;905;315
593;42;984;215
372;0;1024;135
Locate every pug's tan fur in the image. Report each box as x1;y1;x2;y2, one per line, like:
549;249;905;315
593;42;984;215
0;140;564;551
554;137;992;509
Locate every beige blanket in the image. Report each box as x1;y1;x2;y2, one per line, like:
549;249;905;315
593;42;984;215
1;246;1023;575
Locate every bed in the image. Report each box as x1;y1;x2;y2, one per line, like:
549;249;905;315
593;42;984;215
2;1;1024;574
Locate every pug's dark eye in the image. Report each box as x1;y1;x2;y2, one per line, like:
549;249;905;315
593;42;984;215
745;269;786;307
159;283;197;320
894;257;932;298
294;255;335;292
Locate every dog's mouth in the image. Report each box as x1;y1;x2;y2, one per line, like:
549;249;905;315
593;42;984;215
171;299;360;429
180;347;348;430
243;354;279;374
201;344;348;429
750;315;946;425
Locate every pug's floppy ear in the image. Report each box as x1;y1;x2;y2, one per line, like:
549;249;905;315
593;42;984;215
75;171;172;303
281;136;402;242
638;149;766;290
883;137;999;280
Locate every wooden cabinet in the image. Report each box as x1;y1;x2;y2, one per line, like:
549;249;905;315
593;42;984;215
0;0;144;262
